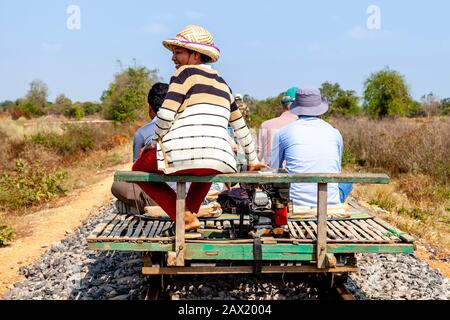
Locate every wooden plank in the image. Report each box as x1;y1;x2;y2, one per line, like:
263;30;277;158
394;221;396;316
292;222;306;239
113;215;135;238
160;221;172;237
101;214;124;237
88;240;414;254
175;182;187;266
142;265;358;275
354;219;384;241
364;218;390;233
347;220;375;241
330;220;355;240
148;221;160;238
115;171;390;184
154;220;166;237
87;222;108;240
141;221;154;238
300;221;316;240
132;220;145;238
336;221;365;241
287;221;299;239
308;221;318;236
125;219;138;237
365;219;393;240
325;221;342;240
372;217;415;243
184;243;415;260
109;215;130;238
309;220;334;241
88;242;173;252
316;183;328;269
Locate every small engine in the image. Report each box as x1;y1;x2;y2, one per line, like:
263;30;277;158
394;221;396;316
243;183;290;238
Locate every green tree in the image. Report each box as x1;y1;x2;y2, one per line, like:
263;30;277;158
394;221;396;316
0;100;14;112
249;93;283;128
407;100;425;117
82;102;102;116
320;82;360;117
26;79;48;110
363;68;411;117
332;90;360;117
11;79;49;118
53;94;73;116
63;102;84;120
320;82;342;105
439;98;450;116
102;62;160;123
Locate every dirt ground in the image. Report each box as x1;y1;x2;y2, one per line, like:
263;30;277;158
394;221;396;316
0;162;131;298
0;164;448;298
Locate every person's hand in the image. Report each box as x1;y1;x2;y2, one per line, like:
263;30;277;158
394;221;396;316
247;163;268;171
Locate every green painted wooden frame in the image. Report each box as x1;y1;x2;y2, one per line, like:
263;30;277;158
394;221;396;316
87;242;414;260
115;171;390;184
111;171;393;268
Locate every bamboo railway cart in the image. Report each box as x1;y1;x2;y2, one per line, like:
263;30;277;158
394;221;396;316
87;172;415;277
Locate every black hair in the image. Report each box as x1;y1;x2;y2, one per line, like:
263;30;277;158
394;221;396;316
187;49;212;64
200;54;212;64
147;82;169;113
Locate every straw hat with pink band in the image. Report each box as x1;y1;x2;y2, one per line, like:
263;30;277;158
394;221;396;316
162;25;221;63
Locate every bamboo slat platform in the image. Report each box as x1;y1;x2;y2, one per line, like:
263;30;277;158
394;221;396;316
87;200;414;251
87;171;415;273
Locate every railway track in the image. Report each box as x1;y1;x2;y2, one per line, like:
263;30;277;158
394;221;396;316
141;273;355;300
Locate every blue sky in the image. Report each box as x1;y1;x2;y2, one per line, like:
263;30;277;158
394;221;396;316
1;0;449;103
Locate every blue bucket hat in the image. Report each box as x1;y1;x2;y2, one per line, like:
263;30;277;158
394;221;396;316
290;87;329;116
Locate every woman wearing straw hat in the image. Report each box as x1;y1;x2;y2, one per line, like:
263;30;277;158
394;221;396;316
133;25;266;231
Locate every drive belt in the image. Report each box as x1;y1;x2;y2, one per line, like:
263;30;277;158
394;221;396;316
253;238;262;274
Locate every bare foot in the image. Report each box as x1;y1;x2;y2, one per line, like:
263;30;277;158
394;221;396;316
184;211;200;231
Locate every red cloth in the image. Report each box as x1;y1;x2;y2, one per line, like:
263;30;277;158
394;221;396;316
132;148;220;220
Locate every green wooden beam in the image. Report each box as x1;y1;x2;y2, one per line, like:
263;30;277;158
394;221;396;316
87;242;173;252
114;171;390;184
88;241;413;258
185;243;414;260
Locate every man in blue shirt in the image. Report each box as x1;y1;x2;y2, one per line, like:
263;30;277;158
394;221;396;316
270;87;352;207
111;83;169;214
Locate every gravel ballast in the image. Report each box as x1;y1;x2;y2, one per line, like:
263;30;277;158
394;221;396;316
3;200;449;300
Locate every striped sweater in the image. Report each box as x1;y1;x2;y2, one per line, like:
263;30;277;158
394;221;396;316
149;64;259;174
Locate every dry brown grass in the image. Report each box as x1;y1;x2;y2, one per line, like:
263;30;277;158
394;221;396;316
0;117;134;216
353;183;449;249
332;117;450;253
331;117;450;184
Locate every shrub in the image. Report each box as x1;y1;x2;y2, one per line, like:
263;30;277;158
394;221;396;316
63;103;85;120
0;223;15;246
0;160;68;210
31;124;97;155
82;102;102;115
398;207;427;221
